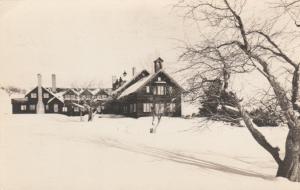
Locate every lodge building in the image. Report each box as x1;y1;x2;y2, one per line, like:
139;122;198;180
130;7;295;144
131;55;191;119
11;57;184;117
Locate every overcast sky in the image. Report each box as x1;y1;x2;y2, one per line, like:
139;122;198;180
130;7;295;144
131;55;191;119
0;0;289;96
0;0;190;88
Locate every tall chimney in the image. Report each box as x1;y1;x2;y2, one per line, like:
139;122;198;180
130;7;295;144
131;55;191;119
36;74;45;114
154;57;163;73
132;67;136;77
51;74;57;93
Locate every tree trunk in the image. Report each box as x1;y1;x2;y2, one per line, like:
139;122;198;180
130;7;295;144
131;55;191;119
277;128;300;182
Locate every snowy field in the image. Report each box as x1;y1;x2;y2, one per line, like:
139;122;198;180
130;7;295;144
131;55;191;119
1;112;299;190
0;89;299;190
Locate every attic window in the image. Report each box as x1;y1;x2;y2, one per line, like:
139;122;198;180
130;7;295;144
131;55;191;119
157;77;161;81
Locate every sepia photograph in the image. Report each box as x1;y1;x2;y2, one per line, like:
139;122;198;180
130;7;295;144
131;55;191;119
0;0;300;189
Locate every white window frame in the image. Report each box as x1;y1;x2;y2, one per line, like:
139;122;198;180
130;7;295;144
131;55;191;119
53;104;59;112
143;103;152;113
154;86;165;95
31;93;37;98
21;105;27;111
62;107;68;112
145;86;150;93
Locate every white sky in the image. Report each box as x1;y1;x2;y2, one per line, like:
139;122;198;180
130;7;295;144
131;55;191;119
0;0;295;98
0;0;189;88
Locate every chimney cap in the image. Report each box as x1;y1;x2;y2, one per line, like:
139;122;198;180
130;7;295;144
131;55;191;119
154;57;164;64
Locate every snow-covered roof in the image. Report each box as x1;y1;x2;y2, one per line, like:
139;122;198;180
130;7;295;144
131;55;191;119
62;88;80;96
47;90;65;104
117;69;184;99
90;89;100;95
112;70;149;95
118;75;152;99
11;97;28;102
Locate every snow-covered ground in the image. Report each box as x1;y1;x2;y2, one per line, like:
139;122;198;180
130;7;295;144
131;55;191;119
0;113;299;190
0;89;299;190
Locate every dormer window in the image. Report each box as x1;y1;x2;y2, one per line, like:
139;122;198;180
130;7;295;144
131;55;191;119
31;93;37;98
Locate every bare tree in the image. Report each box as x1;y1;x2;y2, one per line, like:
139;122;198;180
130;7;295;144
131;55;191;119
70;81;101;122
179;41;252;124
175;0;300;181
150;84;182;133
275;0;300;27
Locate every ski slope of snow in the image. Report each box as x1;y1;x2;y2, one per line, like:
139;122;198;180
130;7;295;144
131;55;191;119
0;112;299;190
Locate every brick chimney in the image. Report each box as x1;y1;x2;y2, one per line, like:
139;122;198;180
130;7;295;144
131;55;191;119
51;74;57;93
36;74;45;114
154;57;163;73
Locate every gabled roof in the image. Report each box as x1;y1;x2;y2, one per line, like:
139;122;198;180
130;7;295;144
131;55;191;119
80;89;94;95
47;91;65;104
25;86;65;103
112;70;150;95
62;88;79;96
118;69;184;99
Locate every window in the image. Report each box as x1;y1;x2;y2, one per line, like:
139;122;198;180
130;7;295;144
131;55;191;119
154;86;165;95
21;105;27;111
70;95;76;100
170;103;176;112
123;105;128;113
43;93;49;98
65;95;71;100
54;104;59;112
130;104;136;113
143;103;152;112
155;103;165;114
157;77;161;81
31;93;37;98
62;107;68;112
29;104;36;111
81;95;86;100
74;107;79;112
168;86;173;95
145;86;150;93
45;105;49;110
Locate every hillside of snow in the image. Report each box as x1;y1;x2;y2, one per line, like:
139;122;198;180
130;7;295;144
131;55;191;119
0;113;298;190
